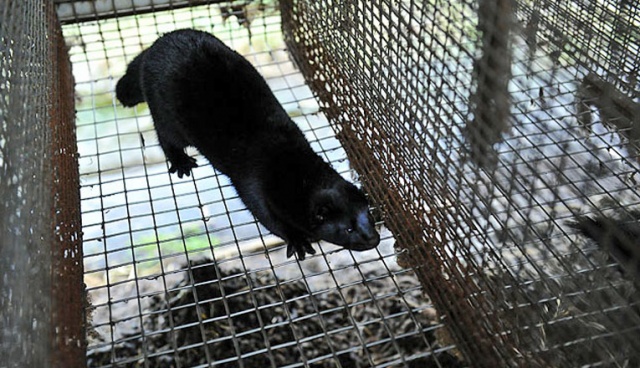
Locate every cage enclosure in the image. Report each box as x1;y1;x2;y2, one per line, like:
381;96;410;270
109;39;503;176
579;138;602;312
1;0;640;367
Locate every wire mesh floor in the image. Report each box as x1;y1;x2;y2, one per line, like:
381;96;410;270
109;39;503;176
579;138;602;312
61;2;457;367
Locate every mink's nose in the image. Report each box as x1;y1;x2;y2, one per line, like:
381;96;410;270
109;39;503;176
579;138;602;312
348;231;380;251
352;211;380;250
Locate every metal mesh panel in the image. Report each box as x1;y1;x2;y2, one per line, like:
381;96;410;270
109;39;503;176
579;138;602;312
51;0;640;366
282;0;640;367
54;0;229;23
0;0;82;367
60;1;449;366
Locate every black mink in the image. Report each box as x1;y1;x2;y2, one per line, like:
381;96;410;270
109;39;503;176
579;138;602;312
116;29;380;259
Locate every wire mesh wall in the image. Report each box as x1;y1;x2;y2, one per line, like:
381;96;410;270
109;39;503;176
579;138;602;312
1;1;83;366
58;1;452;366
282;0;640;366
42;0;640;366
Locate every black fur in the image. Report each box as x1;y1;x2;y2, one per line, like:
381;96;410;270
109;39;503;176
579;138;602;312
568;213;640;280
116;29;380;259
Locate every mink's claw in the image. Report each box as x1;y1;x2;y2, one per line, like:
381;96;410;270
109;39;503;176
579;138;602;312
286;241;316;260
168;156;198;178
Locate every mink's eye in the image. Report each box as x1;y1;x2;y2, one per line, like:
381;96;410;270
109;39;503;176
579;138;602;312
314;205;330;224
345;228;354;234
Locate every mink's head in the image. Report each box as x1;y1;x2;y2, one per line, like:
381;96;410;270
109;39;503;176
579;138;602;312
309;180;380;251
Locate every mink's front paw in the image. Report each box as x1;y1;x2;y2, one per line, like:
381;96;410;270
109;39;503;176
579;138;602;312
286;240;316;260
168;155;198;178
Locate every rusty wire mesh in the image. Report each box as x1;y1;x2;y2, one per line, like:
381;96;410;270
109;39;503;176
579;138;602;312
282;0;640;366
1;0;83;367
45;0;640;366
57;1;451;366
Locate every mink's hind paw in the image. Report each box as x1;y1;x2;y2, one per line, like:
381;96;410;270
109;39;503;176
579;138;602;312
286;240;316;260
168;155;198;178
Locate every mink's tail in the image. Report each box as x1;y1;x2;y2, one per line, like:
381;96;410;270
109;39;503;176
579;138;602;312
116;50;147;107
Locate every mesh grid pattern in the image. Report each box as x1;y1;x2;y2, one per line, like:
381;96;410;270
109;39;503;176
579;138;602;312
1;1;55;364
282;0;640;366
42;0;640;366
60;1;448;366
1;0;82;366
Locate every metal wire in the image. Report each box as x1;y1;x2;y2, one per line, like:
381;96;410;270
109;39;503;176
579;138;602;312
60;1;444;367
51;0;640;366
1;0;83;366
283;0;640;366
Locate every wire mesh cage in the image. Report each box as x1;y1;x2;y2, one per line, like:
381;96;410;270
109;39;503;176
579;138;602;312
56;1;448;367
281;0;640;366
1;0;640;367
